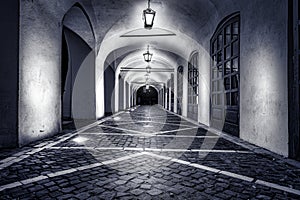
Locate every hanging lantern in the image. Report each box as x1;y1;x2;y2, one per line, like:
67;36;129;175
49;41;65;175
143;45;153;62
146;65;151;73
142;0;156;29
145;73;150;81
146;84;150;90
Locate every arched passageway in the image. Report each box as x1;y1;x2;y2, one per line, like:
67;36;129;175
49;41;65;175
61;27;92;123
1;1;300;199
136;86;158;105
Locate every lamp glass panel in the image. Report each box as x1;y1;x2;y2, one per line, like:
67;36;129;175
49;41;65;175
145;12;154;26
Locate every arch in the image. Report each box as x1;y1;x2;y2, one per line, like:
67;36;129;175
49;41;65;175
62;2;96;49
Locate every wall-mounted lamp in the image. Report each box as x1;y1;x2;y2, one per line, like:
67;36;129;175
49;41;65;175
143;45;153;63
142;0;156;29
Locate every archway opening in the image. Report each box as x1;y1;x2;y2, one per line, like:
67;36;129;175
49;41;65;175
136;86;158;105
61;27;92;129
104;65;115;116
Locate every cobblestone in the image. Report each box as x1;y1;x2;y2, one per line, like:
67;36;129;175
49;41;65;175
0;106;299;199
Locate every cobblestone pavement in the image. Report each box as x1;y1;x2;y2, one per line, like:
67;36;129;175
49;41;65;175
0;105;300;199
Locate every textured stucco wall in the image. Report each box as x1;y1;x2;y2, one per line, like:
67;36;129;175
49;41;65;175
239;0;289;156
19;1;62;146
18;0;96;146
0;1;19;148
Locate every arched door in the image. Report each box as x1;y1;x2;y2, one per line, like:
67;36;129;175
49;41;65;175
188;52;199;121
210;13;240;136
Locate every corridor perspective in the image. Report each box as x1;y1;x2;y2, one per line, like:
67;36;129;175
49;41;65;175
1;0;300;199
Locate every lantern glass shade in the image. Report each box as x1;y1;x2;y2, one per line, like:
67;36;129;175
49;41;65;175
143;8;155;29
146;84;150;90
143;52;153;62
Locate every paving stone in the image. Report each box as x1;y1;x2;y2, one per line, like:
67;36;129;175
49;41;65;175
61;186;76;193
147;188;163;196
140;184;152;190
103;183;117;190
57;194;74;200
90;188;105;195
130;188;144;196
114;180;127;185
114;185;129;193
75;192;91;199
131;178;144;184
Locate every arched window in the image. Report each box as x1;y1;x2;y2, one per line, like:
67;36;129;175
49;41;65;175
188;52;199;121
210;13;240;136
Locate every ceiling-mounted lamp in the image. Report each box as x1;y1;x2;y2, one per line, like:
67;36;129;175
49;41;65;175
143;45;153;63
145;73;150;82
146;65;151;73
142;0;156;30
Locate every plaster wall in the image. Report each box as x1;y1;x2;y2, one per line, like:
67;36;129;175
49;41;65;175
19;1;63;146
239;0;289;156
0;1;19;147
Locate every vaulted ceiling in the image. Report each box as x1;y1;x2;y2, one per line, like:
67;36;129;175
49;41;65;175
62;0;238;90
